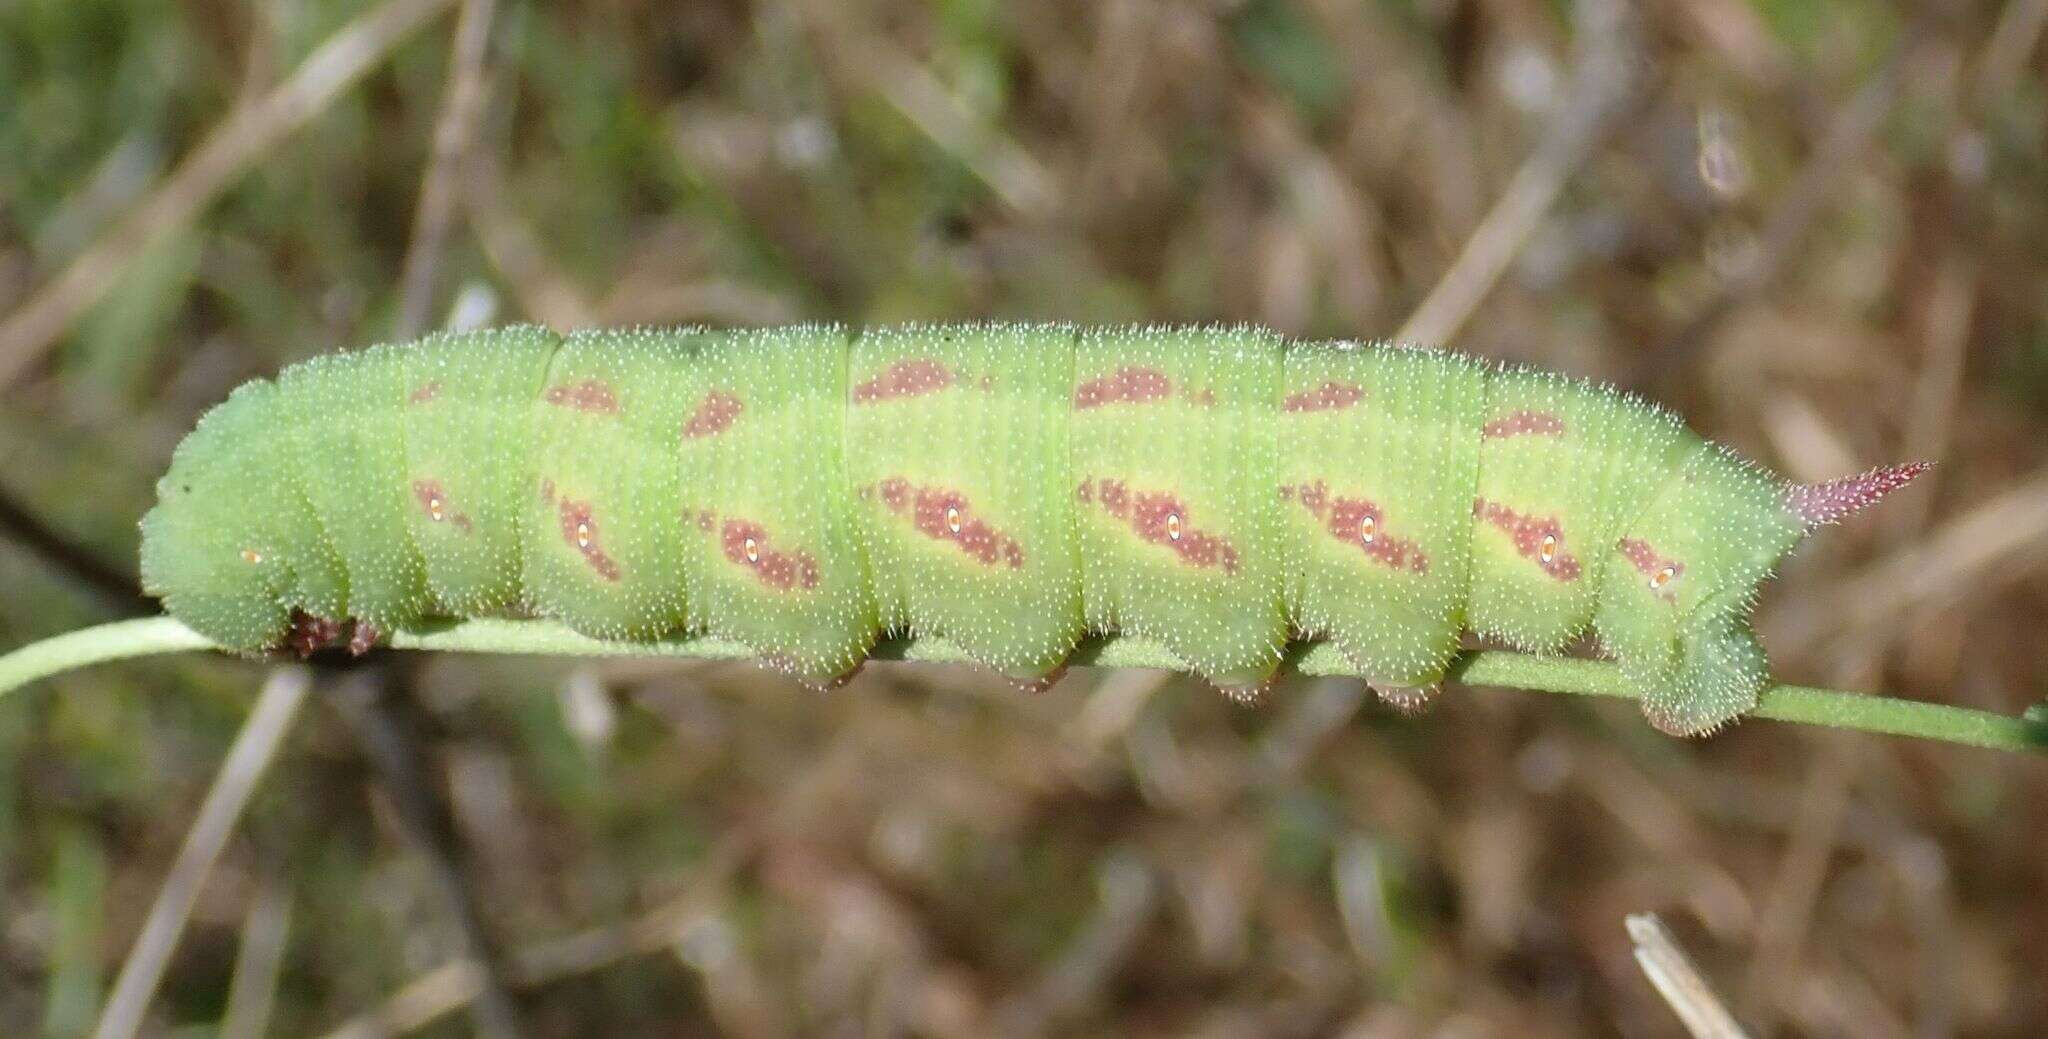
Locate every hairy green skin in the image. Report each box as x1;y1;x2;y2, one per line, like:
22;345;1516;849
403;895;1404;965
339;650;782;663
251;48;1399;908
139;324;1922;736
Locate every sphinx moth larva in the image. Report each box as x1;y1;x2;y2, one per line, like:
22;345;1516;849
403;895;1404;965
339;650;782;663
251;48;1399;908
139;324;1925;735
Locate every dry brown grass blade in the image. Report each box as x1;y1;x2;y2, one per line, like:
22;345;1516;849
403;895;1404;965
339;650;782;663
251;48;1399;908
800;5;1057;219
317;833;756;1039
0;0;459;390
90;668;312;1039
394;0;499;340
463;150;596;329
1393;0;1638;347
1628;913;1751;1038
218;877;293;1039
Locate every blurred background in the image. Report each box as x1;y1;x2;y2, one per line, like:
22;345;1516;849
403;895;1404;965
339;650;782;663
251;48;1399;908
3;0;2047;1035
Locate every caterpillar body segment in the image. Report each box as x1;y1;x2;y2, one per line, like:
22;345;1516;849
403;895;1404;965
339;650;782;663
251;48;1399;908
400;327;557;617
277;344;430;632
846;323;1081;681
1468;368;1699;654
1279;343;1485;690
1072;326;1288;689
140;380;299;648
140;323;1924;735
674;326;877;681
525;328;698;638
1596;446;1807;734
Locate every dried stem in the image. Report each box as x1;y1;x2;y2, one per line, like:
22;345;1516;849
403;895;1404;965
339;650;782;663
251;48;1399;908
90;667;313;1039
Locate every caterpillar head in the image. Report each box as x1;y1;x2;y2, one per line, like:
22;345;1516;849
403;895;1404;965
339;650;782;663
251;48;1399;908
1596;454;1928;735
139;381;295;653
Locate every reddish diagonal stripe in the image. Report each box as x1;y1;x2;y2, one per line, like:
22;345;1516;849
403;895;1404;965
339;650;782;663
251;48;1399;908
556;498;622;581
1281;482;1428;573
719;518;821;591
1617;537;1683;602
1473;498;1581;582
1078;477;1239;574
867;478;1024;569
411;478;473;533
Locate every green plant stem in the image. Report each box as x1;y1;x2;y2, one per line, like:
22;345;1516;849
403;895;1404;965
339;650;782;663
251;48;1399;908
3;617;2042;755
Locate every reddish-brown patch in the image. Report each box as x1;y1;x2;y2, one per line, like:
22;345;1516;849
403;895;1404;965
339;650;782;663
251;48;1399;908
1074;367;1172;409
1473;498;1581;582
1482;409;1566;439
557;499;622;582
1284;480;1428;573
1327;497;1429;574
1075;479;1238;573
1617;537;1684;603
1093;478;1129;518
544;378;621;413
286;610;347;658
1075;480;1093;504
1283;381;1366;413
1182;387;1217;408
680;390;743;439
720;519;820;591
1296;481;1327;516
853;359;956;403
877;477;910;511
694;509;716;532
408;381;441;405
410;478;473;533
866;478;1025;569
346;622;383;656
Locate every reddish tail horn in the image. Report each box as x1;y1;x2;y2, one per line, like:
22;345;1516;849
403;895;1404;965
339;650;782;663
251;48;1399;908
1784;462;1933;528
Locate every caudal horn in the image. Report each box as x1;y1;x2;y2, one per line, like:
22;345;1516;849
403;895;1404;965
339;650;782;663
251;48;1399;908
1783;462;1933;529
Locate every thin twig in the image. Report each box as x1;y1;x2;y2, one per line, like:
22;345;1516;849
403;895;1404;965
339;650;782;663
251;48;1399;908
394;0;499;340
90;667;313;1039
327;668;529;1039
1627;913;1751;1039
1393;0;1639;347
5;618;2043;756
0;0;459;390
803;6;1057;218
219;877;293;1039
319;832;757;1038
0;485;150;614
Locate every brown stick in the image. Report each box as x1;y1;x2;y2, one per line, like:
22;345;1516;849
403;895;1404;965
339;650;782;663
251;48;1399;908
1393;0;1639;347
394;0;499;340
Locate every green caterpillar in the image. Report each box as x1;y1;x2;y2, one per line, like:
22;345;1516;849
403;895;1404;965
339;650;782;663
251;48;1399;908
139;324;1924;735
